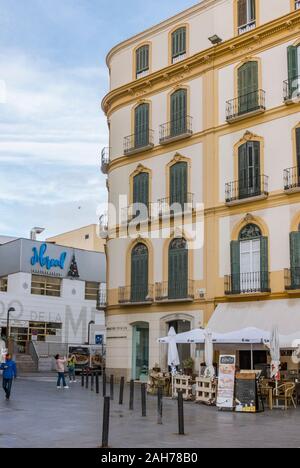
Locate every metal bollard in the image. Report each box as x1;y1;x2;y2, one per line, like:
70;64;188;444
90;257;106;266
119;377;125;405
141;383;147;417
157;386;163;425
81;370;84;387
91;371;94;392
101;396;110;448
85;370;89;389
129;379;134;410
103;372;107;397
178;391;185;435
110;375;114;401
96;371;99;394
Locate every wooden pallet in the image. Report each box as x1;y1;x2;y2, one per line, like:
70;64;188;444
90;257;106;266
195;377;217;405
173;375;194;401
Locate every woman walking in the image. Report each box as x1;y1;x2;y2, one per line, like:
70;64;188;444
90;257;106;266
55;355;69;389
67;355;77;383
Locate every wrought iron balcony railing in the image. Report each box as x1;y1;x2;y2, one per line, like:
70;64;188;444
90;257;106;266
283;75;300;103
158;193;195;217
225;175;269;204
285;268;300;290
238;20;256;35
155;280;194;302
226;89;266;122
101;147;110;174
118;285;154;304
225;271;270;295
124;130;154;156
159;116;193;144
284;166;300;191
97;288;107;309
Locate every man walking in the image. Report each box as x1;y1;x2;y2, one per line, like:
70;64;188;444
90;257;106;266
0;353;17;400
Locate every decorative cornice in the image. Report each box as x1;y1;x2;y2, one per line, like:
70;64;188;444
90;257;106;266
102;10;300;116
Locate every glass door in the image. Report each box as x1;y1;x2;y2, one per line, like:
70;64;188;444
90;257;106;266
240;239;261;292
132;323;149;381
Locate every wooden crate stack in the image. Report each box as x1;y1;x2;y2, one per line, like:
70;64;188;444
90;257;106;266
173;375;194;401
195;377;217;405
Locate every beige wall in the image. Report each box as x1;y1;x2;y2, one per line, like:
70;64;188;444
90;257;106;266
47;225;105;253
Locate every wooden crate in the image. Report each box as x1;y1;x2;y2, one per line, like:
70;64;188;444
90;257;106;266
173;375;194;401
195;377;217;405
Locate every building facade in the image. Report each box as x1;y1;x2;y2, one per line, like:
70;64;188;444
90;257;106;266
0;239;106;352
47;224;106;253
102;0;300;380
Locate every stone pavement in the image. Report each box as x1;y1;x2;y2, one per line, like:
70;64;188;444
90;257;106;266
0;374;300;448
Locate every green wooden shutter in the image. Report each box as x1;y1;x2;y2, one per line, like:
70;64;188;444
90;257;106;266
238;0;247;27
170;162;188;208
171;89;187;136
135;104;149;148
296;127;300;171
168;240;188;299
230;241;241;294
290;232;300;288
260;236;269;292
238;143;248;199
133;172;149;219
287;46;298;98
131;244;148;302
172;27;186;60
136;45;149;76
253;141;261;196
238;61;258;114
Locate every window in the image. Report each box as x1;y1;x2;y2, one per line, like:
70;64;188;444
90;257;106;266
238;61;259;114
136;45;149;79
131;243;149;302
10;321;62;352
171;27;187;63
238;141;261;199
295;1;300;11
0;276;7;292
133;172;149;219
289;226;300;288
170;162;188;208
237;0;256;35
170;89;187;136
85;234;90;240
85;282;100;301
134;103;150;148
31;275;61;297
168;238;188;299
287;45;300;99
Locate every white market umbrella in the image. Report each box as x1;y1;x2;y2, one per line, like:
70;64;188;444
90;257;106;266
204;329;215;378
167;327;180;398
270;326;281;408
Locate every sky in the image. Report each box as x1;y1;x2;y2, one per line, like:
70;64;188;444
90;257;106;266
0;0;196;239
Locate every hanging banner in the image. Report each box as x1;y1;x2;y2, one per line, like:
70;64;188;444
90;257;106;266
216;355;236;409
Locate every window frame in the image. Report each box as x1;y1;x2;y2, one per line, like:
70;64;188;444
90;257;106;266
31;274;62;298
236;0;257;36
85;281;100;301
0;276;8;292
134;43;151;80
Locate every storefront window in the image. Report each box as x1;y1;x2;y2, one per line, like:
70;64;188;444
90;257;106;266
0;276;8;292
10;321;62;352
85;281;100;301
31;275;61;297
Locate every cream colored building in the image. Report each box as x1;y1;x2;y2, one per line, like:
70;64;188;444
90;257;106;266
102;0;300;380
47;224;105;253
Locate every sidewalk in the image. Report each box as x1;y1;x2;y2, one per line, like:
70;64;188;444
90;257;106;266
0;375;300;448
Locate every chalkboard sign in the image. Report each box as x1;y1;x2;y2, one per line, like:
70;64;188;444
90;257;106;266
235;373;263;413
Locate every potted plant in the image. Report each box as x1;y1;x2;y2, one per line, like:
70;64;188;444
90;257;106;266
182;357;194;376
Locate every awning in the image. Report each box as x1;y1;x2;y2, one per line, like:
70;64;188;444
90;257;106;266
158;327;270;345
208;299;300;348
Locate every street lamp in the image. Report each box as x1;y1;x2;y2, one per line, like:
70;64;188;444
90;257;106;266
87;321;95;345
6;307;15;341
30;227;45;241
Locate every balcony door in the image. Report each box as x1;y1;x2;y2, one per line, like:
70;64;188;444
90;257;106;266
131;243;148;302
133;172;149;220
168;238;188;299
238;141;260;199
287;45;300;98
134;103;149;149
170;162;188;209
290;229;300;289
170;89;187;137
238;61;258;115
240;238;261;292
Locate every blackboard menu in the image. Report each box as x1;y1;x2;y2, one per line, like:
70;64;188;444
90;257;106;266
235;373;259;413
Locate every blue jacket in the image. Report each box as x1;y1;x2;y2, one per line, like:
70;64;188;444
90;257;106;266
0;359;17;379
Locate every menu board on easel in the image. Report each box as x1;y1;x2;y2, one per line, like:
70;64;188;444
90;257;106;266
235;373;263;413
216;355;236;410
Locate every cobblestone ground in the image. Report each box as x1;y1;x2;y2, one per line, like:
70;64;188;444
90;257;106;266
0;374;300;448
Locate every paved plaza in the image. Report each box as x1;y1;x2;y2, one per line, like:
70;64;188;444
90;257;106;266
0;374;300;448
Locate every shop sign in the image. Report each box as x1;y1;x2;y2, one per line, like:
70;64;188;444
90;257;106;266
31;243;67;271
216;355;236;409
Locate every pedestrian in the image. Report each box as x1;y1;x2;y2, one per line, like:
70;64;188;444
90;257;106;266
55;354;69;389
67;355;77;383
0;353;17;400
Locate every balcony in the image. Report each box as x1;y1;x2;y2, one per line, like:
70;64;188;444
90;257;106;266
159;116;193;145
284;167;300;193
97;288;107;309
283;76;300;104
238;20;256;35
225;272;270;295
225;175;269;206
124;130;154;156
158;193;195;217
118;285;154;305
155;280;195;302
285;268;300;291
226;90;266;123
121;203;153;224
101;147;110;174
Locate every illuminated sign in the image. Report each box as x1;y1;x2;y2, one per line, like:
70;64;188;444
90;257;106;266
31;243;67;270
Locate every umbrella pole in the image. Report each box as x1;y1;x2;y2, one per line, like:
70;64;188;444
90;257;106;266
251;344;254;370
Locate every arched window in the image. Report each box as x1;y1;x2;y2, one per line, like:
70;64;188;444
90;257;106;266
171;27;187;63
170;162;188;208
238;141;261;199
136;45;149;78
238;61;259;114
168;238;188;299
170;89;187;137
230;224;269;294
134;103;150;149
131;243;149;302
